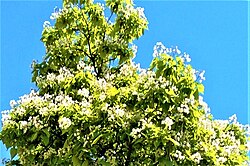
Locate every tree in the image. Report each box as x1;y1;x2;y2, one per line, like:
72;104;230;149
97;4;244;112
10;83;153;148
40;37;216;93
0;0;249;165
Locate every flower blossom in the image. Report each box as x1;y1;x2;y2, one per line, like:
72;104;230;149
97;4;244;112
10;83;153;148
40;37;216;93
78;88;89;98
136;7;146;20
43;21;51;28
115;107;125;117
191;152;202;164
161;117;174;129
58;117;72;130
198;70;205;83
10;100;17;108
180;52;191;63
50;7;62;20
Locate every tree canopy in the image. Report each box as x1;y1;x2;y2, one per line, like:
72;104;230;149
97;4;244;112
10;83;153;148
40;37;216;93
1;0;249;165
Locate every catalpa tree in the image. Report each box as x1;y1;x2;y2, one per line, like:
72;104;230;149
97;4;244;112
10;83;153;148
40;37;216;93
1;0;249;165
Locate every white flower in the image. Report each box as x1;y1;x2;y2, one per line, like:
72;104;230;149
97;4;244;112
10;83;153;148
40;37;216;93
218;157;227;163
174;150;185;160
56;74;64;83
55;95;64;103
173;46;181;54
198;70;205;83
198;96;210;114
172;86;178;92
131;44;138;57
78;88;89;98
130;128;142;138
10;100;17;108
1;110;11;124
97;78;107;88
177;104;189;114
136;7;146;20
84;65;94;72
99;93;106;101
40;107;49;116
50;7;62;20
229;114;237;124
20;121;28;129
192;69;197;80
16;107;26;116
191;152;202;164
153;42;166;57
43;21;51;28
161;117;174;129
82;108;91;116
80;99;90;108
46;73;56;81
182;52;191;63
115;108;125;117
62;96;74;107
58;117;72;130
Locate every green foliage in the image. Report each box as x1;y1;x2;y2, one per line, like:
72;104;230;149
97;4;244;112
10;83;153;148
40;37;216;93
1;0;249;165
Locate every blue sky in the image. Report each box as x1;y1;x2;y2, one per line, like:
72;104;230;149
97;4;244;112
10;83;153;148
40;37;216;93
0;0;249;162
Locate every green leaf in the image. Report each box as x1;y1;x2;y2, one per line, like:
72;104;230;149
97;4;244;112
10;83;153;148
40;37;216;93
108;87;119;96
30;132;38;142
72;155;81;166
43;128;50;138
82;160;89;166
193;89;199;100
159;158;173;166
166;137;179;146
91;134;103;146
166;89;176;96
132;138;143;144
41;134;49;146
10;148;17;159
154;140;160;148
197;84;204;94
98;159;111;166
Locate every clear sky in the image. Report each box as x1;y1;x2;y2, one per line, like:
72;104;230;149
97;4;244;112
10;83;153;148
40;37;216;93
0;0;249;163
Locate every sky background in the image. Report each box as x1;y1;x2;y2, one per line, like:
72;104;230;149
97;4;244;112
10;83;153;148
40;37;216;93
0;0;249;163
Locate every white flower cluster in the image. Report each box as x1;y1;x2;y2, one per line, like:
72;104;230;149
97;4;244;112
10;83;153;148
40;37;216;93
130;128;142;138
136;7;147;20
198;96;210;114
43;21;51;28
119;63;136;77
173;150;185;161
177;104;190;114
58;117;72;130
77;60;94;72
161;117;174;130
191;152;202;164
107;105;126;121
153;42;193;65
50;6;63;20
153;42;181;57
123;3;146;21
58;67;74;83
131;44;138;57
37;67;75;88
1;110;11;125
78;88;89;98
180;52;191;63
28;116;43;130
18;90;39;105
